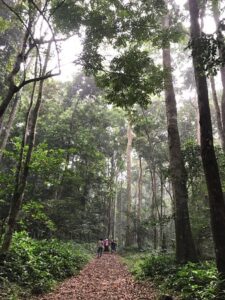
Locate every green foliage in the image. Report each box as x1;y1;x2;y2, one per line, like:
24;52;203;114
182;140;202;186
128;253;220;300
166;262;219;300
19;201;56;236
215;146;225;190
50;0;85;33
0;232;91;296
131;254;176;280
96;47;164;108
0;76;126;243
30;143;65;187
187;30;225;76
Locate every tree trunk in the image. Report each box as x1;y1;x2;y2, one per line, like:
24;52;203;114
210;76;225;151
107;197;112;238
118;180;123;247
107;155;115;238
1;43;52;253
159;171;166;251
194;99;201;145
125;122;133;247
0;94;20;162
211;0;225;140
150;167;158;250
162;14;198;263
112;176;118;241
137;156;142;249
188;0;225;277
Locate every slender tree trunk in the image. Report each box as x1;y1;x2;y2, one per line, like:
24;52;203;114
125;122;133;246
0;115;5;137
107;155;115;238
211;0;225;139
159;171;166;251
1;43;51;253
188;0;225;278
107;197;112;238
162;14;198;263
210;76;225;151
137;156;142;249
118;180;123;246
0;95;20;162
112;176;118;240
195;100;201;145
151;167;157;250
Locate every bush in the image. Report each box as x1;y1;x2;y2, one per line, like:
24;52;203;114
128;253;221;300
0;232;91;297
167;262;219;300
130;253;177;280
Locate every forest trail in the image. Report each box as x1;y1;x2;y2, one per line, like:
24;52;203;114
37;254;157;300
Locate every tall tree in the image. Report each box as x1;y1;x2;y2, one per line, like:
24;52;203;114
188;0;225;278
136;155;143;249
162;11;197;263
125;121;133;247
1;42;52;253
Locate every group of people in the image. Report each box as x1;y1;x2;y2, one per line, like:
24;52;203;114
97;238;117;258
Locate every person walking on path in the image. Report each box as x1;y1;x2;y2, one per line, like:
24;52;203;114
104;238;110;252
97;238;104;258
110;240;117;253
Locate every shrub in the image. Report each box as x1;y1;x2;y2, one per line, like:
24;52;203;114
131;254;177;281
128;253;221;300
166;262;219;300
0;232;91;296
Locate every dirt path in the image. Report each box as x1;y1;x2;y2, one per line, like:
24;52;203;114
38;254;157;300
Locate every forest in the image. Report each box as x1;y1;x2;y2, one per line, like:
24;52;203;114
0;0;225;299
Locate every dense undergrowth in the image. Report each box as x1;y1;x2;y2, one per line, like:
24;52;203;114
124;252;223;299
0;232;92;299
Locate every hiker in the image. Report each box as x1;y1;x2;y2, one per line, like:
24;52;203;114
97;238;104;258
111;240;117;253
104;238;110;252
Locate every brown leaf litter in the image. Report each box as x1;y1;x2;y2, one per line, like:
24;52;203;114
36;253;158;300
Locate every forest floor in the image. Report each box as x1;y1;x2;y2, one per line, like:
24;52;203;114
36;253;158;300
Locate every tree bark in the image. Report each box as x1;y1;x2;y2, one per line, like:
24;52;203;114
0;94;20;162
159;171;166;251
107;155;115;238
210;76;225;151
211;0;225;140
188;0;225;277
112;176;118;241
162;14;198;263
125;122;133;247
137;156;142;249
150;167;158;250
193;98;201;145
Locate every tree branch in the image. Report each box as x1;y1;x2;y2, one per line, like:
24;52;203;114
30;0;61;74
17;72;60;90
